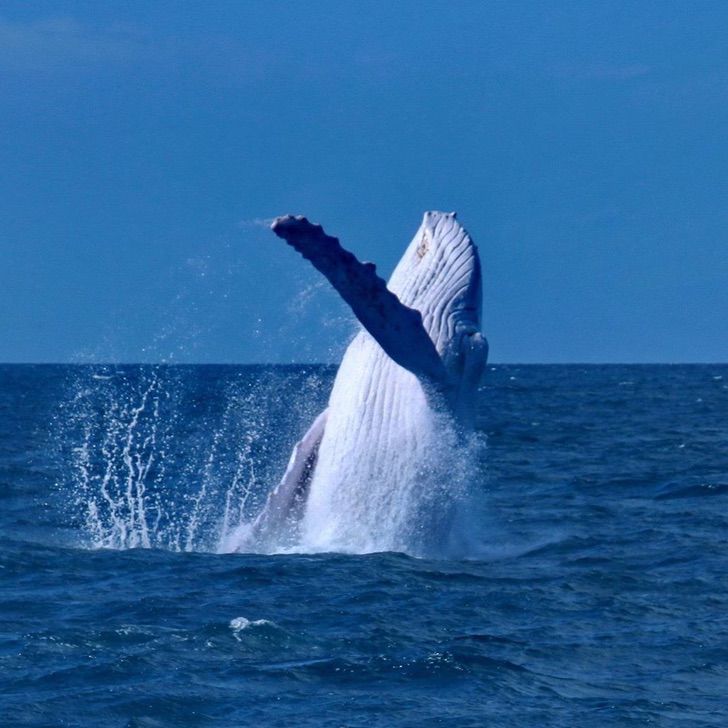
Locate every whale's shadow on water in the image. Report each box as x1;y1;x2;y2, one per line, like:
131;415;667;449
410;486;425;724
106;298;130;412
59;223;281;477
56;212;505;560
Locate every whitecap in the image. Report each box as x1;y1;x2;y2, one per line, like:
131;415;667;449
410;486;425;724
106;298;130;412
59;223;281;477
229;616;273;640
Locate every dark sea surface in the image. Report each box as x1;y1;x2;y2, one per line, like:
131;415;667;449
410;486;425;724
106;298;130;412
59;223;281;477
1;363;727;727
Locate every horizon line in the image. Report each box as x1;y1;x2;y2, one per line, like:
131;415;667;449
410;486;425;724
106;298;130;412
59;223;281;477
1;361;727;367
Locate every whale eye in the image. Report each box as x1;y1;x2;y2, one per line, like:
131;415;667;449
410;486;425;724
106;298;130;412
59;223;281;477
416;233;429;259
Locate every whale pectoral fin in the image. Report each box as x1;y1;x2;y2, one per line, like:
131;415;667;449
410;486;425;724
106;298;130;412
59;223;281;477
250;408;328;544
271;216;447;386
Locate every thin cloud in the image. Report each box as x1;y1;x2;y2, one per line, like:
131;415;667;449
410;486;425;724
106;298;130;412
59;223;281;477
551;62;652;82
0;15;149;74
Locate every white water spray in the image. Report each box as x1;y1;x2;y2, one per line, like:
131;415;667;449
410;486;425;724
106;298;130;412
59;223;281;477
58;365;484;558
58;366;323;552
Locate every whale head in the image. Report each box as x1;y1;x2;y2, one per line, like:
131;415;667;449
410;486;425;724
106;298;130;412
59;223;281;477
388;211;481;342
389;210;483;361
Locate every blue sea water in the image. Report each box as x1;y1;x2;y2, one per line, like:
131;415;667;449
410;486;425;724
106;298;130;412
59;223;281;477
1;363;727;727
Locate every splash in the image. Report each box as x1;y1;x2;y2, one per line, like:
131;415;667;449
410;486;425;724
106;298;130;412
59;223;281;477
57;365;484;558
57;365;328;552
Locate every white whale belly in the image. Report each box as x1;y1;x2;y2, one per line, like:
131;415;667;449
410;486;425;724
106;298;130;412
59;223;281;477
300;331;441;553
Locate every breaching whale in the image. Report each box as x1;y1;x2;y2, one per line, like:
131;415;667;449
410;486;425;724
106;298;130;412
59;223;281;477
244;211;487;554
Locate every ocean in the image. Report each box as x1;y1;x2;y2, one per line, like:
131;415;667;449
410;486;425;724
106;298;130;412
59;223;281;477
1;363;727;727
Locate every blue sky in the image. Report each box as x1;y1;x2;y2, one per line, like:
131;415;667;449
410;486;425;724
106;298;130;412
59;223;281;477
2;1;727;363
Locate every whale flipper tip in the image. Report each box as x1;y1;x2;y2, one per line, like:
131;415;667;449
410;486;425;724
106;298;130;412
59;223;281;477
271;215;327;242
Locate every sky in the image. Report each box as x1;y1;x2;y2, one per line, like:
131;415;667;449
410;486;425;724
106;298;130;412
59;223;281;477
1;0;727;363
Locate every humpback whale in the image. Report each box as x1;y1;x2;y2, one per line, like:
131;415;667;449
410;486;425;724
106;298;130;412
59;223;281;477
244;211;487;554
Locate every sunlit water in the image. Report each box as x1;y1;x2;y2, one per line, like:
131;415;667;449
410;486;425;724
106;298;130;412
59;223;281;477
2;364;727;726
